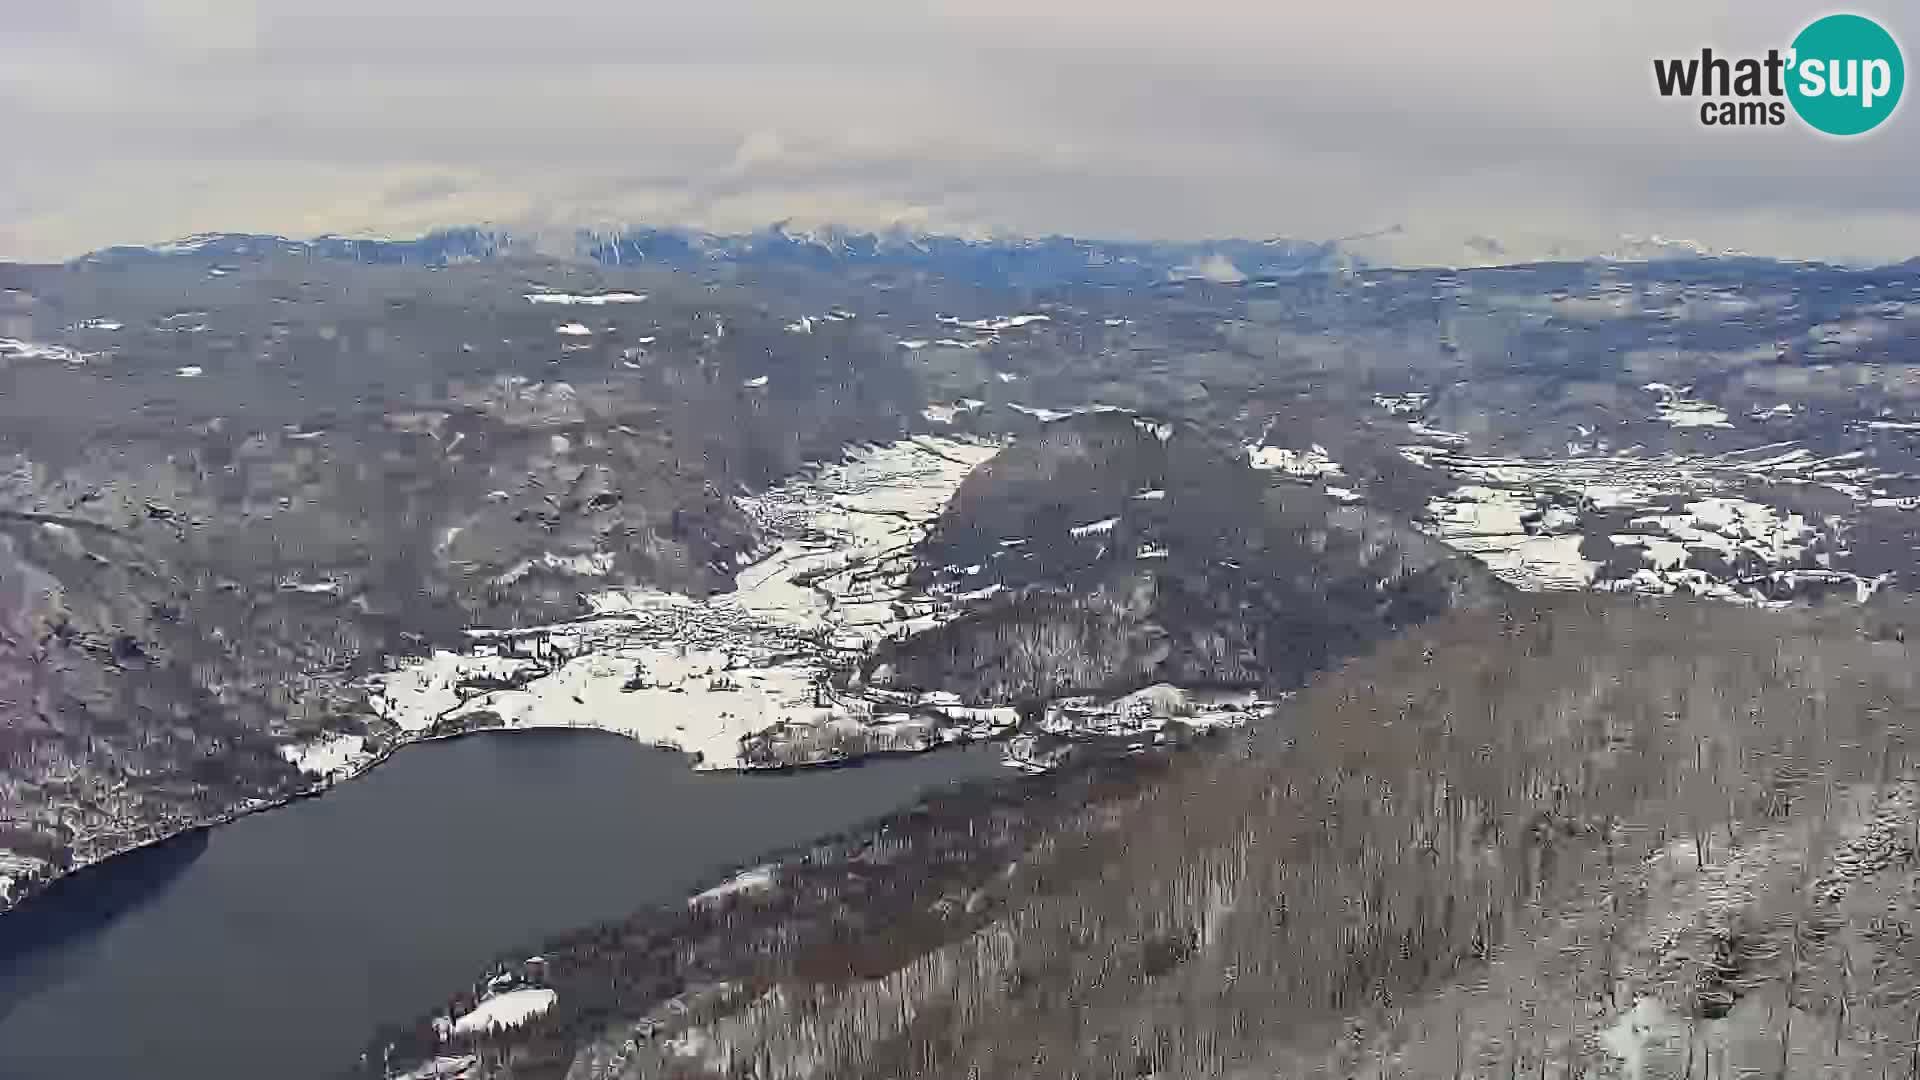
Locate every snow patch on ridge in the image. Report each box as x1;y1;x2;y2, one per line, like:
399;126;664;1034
1247;443;1344;478
0;338;80;364
1644;382;1733;429
689;866;778;908
526;291;646;305
922;399;985;425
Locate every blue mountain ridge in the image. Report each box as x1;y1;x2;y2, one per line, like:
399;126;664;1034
72;222;1861;290
74;224;1358;289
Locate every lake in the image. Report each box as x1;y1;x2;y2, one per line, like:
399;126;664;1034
0;732;1006;1080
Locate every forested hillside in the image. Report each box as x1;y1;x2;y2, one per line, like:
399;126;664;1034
486;595;1920;1080
0;254;930;907
863;412;1502;703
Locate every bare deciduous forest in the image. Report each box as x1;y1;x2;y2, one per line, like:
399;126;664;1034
868;413;1502;705
467;595;1920;1080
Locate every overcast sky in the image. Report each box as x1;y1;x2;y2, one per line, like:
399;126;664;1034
2;1;1914;265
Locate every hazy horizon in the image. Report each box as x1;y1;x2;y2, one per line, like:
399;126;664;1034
5;1;1915;266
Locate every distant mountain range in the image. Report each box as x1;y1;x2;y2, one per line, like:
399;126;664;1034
77;225;1349;288
77;223;1835;289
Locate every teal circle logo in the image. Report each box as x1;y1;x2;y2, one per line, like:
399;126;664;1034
1787;14;1904;135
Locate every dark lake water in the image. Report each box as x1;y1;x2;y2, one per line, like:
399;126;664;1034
0;732;1006;1080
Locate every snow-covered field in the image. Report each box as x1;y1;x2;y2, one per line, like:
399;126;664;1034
446;987;557;1036
359;436;1040;772
278;733;368;780
1405;433;1902;604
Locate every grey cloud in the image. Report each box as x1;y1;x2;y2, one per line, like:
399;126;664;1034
1;0;1916;264
380;174;465;209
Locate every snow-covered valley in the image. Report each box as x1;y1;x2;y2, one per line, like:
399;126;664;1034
282;400;1916;798
356;435;1011;771
1404;431;1906;604
280;434;1256;785
1239;396;1911;608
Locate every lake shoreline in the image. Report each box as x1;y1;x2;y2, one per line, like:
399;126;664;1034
0;714;1019;922
357;737;1197;1080
0;730;1017;1080
3;434;1009;922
